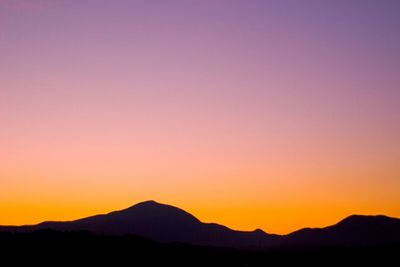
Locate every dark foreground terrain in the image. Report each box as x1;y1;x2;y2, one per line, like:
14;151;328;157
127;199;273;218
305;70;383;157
3;201;400;249
1;230;399;266
1;201;400;265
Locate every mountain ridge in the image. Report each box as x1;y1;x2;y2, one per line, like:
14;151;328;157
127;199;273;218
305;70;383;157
1;200;399;248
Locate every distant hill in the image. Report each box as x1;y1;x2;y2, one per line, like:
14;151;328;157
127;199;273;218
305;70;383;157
31;200;279;248
284;214;400;246
1;200;400;249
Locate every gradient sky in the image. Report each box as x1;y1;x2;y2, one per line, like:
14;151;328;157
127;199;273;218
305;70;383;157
1;0;399;234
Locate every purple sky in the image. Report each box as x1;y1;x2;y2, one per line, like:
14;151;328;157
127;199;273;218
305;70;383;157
1;0;400;233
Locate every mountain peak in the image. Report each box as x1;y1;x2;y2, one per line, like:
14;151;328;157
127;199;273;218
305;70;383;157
338;214;393;225
133;200;162;207
126;200;182;210
117;200;201;224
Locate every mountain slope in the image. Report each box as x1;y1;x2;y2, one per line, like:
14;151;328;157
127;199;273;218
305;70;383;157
284;214;400;246
1;201;400;248
35;200;279;248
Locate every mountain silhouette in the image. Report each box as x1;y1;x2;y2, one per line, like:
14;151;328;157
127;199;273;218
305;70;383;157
284;214;400;246
34;200;279;248
1;200;400;249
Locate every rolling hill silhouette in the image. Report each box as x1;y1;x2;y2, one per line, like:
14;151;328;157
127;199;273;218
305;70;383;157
1;200;400;248
34;200;279;248
285;214;400;246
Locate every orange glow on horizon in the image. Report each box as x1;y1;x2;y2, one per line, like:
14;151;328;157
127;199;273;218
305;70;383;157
1;0;399;235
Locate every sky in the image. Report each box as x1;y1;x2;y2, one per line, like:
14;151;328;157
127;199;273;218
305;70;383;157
1;0;399;234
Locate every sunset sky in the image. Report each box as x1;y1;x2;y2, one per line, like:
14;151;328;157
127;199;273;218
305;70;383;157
1;0;399;234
